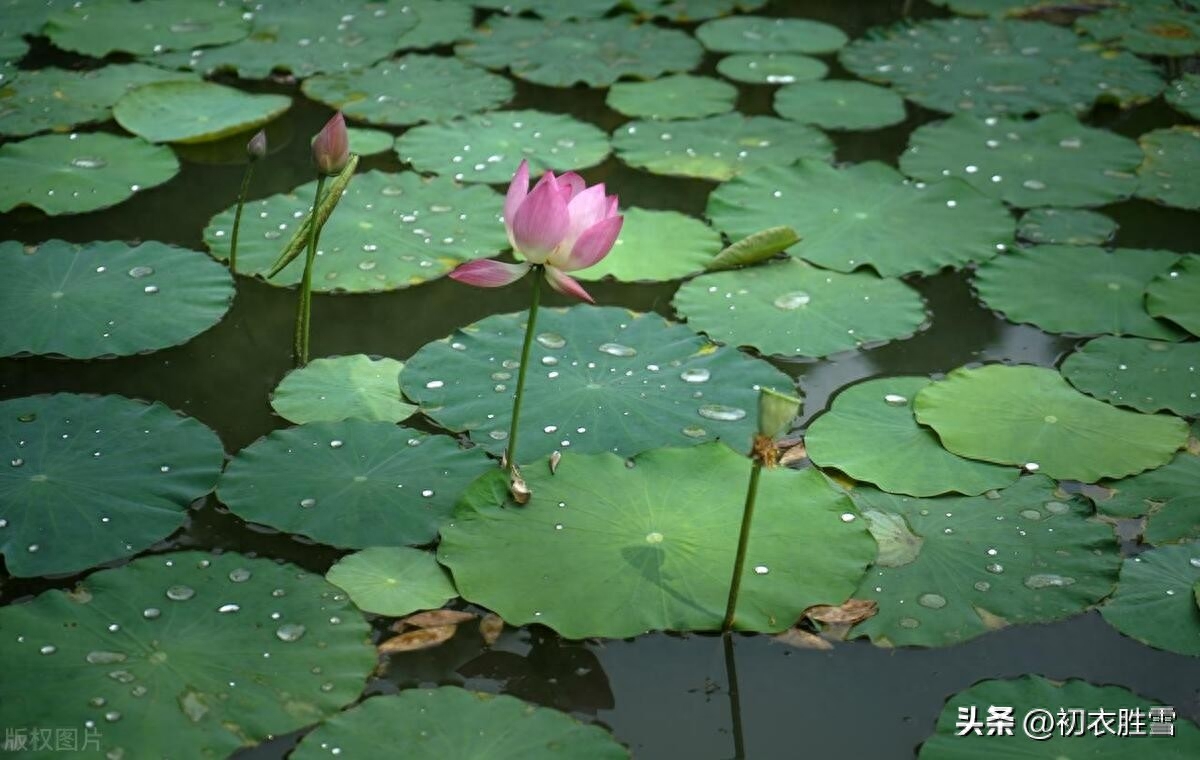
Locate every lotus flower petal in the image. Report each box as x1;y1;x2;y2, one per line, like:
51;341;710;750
549;184;609;267
312;112;350;175
543;266;595;303
449;259;531;288
503;159;530;238
511;173;569;263
557;172;586;201
558;215;623;272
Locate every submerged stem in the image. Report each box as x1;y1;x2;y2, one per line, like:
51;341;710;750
294;174;327;366
229;162;255;274
505;266;542;473
722;459;763;632
722;632;746;760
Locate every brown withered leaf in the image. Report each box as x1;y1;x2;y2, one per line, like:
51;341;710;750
394;609;476;630
805;598;878;626
479;613;504;646
778;440;808;467
549;450;562;474
377;624;456;654
773;628;833;651
509;469;531;505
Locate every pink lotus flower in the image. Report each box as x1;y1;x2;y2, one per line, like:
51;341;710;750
449;160;623;303
312;112;349;176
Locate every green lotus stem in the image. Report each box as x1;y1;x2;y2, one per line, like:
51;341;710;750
294;174;326;366
722;632;746;760
228;163;255;274
722;459;763;632
505;266;542;472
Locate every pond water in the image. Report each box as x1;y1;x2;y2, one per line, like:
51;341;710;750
2;0;1199;757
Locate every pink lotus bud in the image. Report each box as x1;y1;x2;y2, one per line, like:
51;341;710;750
312;112;349;175
247;128;267;161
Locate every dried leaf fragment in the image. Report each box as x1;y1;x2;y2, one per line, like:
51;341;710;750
377;624;456;654
394;609;476;630
773;628;833;651
805;598;878;626
479;613;504;646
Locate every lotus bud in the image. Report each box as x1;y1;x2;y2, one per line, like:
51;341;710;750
312;111;350;176
757;387;801;440
246;128;267;161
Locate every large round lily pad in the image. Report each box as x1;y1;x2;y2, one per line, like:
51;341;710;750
806;377;1020;498
1077;1;1200;57
716;52;828;85
1136;126;1200;211
217;422;493;549
301;55;513;127
270;355;419;425
840;17;1164;116
707;160;1013;277
695;16;847;54
398;0;475;50
0;551;375;759
44;0;249;57
0;394;224;578
113;81;291;144
1167;74;1200;120
0;132;179;216
1061;336;1200;417
848;476;1119;648
1094;450;1200;546
1016;207;1116;246
1146;254;1200;338
346;126;393;156
326;546;456;617
1100;543;1200;656
573;207;722;282
773;80;906;131
440;443;875;637
612;114;832;182
472;0;621;20
204;170;508;292
292;688;628;759
396;110;610;184
0;240;234;359
606;75;737;121
630;0;767;21
672;258;929;359
913;364;1188;482
401;306;795;464
900;113;1143;208
455;16;703;88
973;246;1185;340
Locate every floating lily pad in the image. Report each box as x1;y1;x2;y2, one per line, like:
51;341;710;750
612;114;832;182
920;675;1200;757
1167;74;1200;120
204;171;508;292
270;355;419;425
914;364;1188;482
707;160;1013;277
1077;1;1200;57
901;113;1143;208
301;55;513;127
472;0;621;19
1061;337;1200;416
773;80;906;131
0;240;234;360
1016;207;1117;245
440;443;874;637
695;16;847;54
926;0;1082;15
848;476;1119;647
401;306;794;464
396;110;610;184
0;551;375;759
0;394;224;577
606;75;737;121
973;246;1185;340
573;207;721;282
293;688;628;759
398;0;475;50
0;132;179;216
630;0;767;21
114;81;291;144
806;377;1020;497
326;546;456;617
716;53;828;85
0;0;64;37
455;16;703;88
1095;451;1200;546
217;422;493;549
1146;254;1200;337
1100;543;1200;656
841;18;1164;115
1136;126;1200;211
673;258;928;359
346;126;393;156
44;0;249;57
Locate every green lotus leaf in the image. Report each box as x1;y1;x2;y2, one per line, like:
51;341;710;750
1077;0;1200;57
973;246;1186;340
672;258;929;359
0;37;26;71
396;110;611;184
472;0;621;19
0;551;375;759
606;75;737;121
1094;450;1200;546
0;132;179;216
292;688;628;759
848;476;1119;647
1016;207;1117;246
573;207;722;282
0;394;224;577
716;52;828;85
301;55;513;127
325;546;456;617
1061;337;1200;416
806;377;1020;497
1100;542;1200;656
913;364;1188;482
630;0;767;21
0;0;66;37
695;15;847;54
1167;74;1200;120
773;80;906;131
0;240;233;360
113;81;290;144
44;0;249;57
400;306;795;464
455;16;703;88
920;675;1200;757
901;113;1143;208
841;18;1164;115
398;0;475;50
1136;126;1200;211
346;126;393;156
705;226;798;272
926;0;1105;15
440;443;875;637
270;355;419;425
204;171;508;292
707;160;1013;276
217;422;493;549
612;114;832;181
1146;254;1200;337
